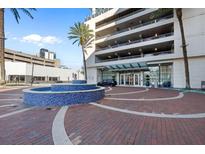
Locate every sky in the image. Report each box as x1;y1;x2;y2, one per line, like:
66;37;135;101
5;8;91;69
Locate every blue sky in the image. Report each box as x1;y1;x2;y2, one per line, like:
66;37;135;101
5;8;91;69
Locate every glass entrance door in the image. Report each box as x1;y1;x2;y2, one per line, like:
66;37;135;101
120;74;124;85
120;73;141;86
134;73;140;86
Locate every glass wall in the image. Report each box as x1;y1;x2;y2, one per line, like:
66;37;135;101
102;70;116;81
143;66;159;87
143;64;172;87
160;65;172;87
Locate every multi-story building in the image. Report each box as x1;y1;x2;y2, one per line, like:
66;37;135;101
4;48;73;83
39;48;56;60
85;8;205;89
5;48;60;67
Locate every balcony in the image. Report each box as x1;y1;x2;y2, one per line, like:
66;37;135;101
96;9;146;29
96;32;174;53
95;50;174;63
96;14;174;41
85;8;113;22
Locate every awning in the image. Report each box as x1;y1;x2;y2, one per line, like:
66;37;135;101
101;62;149;72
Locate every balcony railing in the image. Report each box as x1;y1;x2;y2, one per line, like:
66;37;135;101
96;8;146;29
96;32;174;52
96;14;174;40
95;50;174;63
85;8;113;22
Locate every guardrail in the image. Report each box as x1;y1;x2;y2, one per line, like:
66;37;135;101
96;14;173;40
85;8;113;22
96;32;174;52
95;50;174;63
96;8;146;29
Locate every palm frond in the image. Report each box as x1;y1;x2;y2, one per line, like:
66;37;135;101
10;9;21;23
68;21;94;48
19;8;35;19
9;8;36;24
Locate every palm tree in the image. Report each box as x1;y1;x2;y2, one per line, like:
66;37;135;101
0;8;36;84
152;8;190;89
68;22;94;81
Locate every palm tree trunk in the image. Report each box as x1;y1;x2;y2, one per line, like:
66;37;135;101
176;8;191;89
82;47;87;81
0;8;5;84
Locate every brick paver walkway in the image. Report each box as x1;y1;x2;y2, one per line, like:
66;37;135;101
0;86;205;144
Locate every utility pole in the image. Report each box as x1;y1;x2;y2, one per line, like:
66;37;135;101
31;63;34;86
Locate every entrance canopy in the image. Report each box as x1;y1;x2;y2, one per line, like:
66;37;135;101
101;62;149;72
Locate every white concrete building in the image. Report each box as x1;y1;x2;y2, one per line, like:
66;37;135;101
4;49;75;83
5;61;72;83
85;8;205;89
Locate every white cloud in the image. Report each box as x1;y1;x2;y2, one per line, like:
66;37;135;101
21;34;62;46
12;37;18;40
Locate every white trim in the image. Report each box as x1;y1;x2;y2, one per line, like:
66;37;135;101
106;88;149;96
105;87;112;92
0;104;17;108
90;102;205;119
105;92;184;101
0;99;22;101
52;106;73;145
0;108;34;119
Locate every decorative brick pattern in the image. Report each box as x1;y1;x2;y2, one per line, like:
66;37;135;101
65;104;205;145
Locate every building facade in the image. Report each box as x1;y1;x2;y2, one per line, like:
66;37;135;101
4;48;73;83
85;8;205;89
5;48;60;67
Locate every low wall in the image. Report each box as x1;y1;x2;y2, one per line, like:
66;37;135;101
72;80;87;84
51;83;96;91
23;86;105;106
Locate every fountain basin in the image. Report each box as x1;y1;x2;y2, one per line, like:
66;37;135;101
72;80;87;84
23;84;105;106
51;83;97;91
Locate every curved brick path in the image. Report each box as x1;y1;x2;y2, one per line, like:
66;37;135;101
64;104;205;144
64;87;205;144
1;86;205;144
0;88;60;145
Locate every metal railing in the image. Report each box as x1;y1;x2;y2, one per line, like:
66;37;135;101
95;50;174;63
96;8;146;29
85;8;113;22
96;14;173;40
96;32;174;52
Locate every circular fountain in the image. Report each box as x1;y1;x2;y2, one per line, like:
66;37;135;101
23;80;105;106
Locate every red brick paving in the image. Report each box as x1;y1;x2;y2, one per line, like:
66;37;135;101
1;86;205;144
106;86;146;94
0;87;59;145
100;88;205;114
107;88;178;99
64;104;205;144
0;107;59;144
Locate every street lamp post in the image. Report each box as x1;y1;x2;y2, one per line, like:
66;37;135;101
31;63;34;86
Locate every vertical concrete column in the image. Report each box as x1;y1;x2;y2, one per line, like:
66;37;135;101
116;72;119;85
0;9;5;83
140;72;143;86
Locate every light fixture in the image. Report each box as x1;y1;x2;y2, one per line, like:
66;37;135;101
139;34;142;38
155;48;158;51
139;48;142;52
108;55;112;58
128;52;131;55
155;33;158;37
